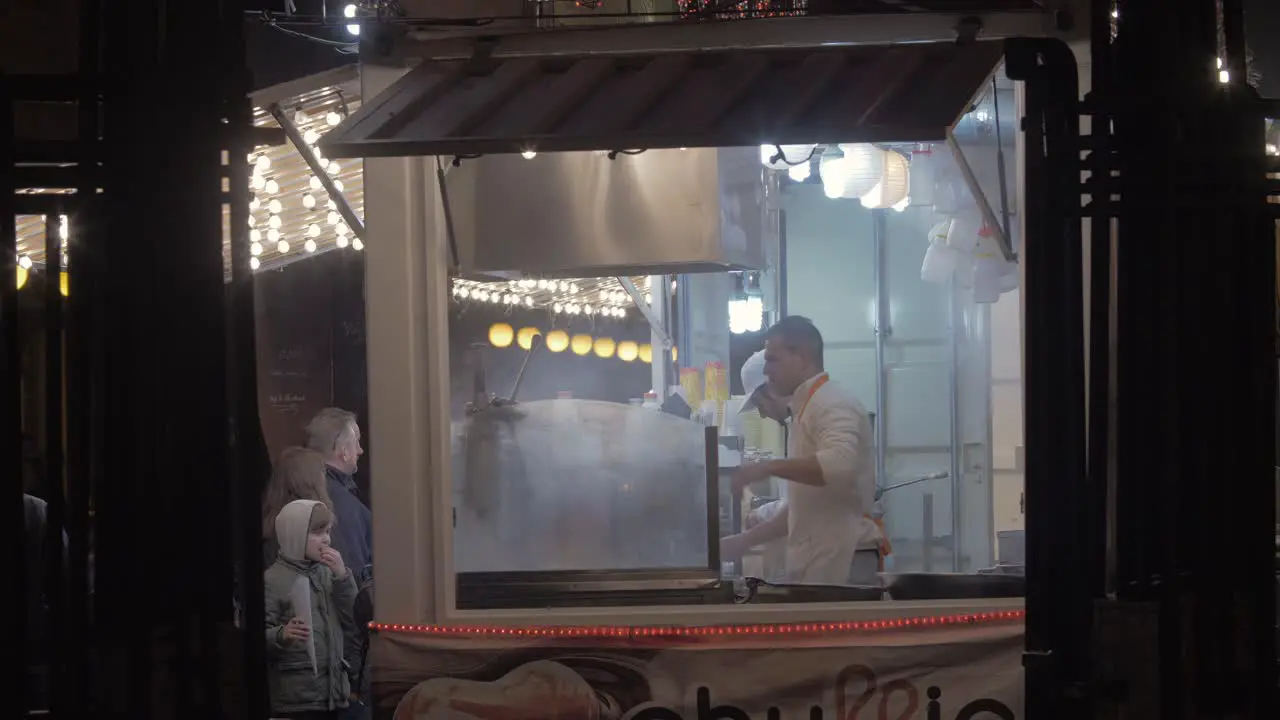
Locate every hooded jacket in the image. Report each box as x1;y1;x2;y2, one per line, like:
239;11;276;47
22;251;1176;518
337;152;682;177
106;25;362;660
264;499;356;713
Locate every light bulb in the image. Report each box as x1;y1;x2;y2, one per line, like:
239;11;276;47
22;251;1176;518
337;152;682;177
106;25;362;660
268;199;283;214
268;215;282;229
328;161;341;175
264;179;280;195
537;279;549;289
521;150;537;159
249;197;260;211
250;229;261;243
255;155;271;171
352;238;364;251
326;111;342;127
251;175;266;191
347;23;360;36
328;211;340;226
277;239;290;253
333;179;344;192
293;108;310;125
314;150;325;166
310;176;323;191
250;242;263;256
584;305;594;315
336;235;349;248
524;296;533;307
343;3;357;17
18;255;33;270
327;199;337;210
302;194;316;209
305;239;317;253
267;228;281;242
247;215;256;227
336;223;349;236
457;287;469;299
559;280;570;292
249;256;260;270
553;303;563;313
567;304;579;315
892;195;911;212
569;282;580;293
599;290;610;301
307;224;321;238
303;129;321;146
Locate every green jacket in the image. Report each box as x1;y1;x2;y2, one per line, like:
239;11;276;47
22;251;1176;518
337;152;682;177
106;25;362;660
264;500;357;713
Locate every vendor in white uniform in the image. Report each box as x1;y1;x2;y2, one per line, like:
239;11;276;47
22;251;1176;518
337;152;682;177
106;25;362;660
721;316;882;585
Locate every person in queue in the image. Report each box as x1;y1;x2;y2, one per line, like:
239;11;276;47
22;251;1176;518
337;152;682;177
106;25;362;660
305;408;371;585
720;316;881;585
305;408;373;720
262;446;334;569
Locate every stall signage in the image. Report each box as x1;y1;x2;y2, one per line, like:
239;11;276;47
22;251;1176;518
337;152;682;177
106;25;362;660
372;623;1023;719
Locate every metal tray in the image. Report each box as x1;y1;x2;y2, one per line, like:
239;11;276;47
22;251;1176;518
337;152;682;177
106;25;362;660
882;572;1026;600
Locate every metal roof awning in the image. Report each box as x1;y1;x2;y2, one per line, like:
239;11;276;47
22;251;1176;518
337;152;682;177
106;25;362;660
320;40;1005;159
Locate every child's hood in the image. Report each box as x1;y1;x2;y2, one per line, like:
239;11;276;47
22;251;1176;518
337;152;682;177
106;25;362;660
274;499;321;562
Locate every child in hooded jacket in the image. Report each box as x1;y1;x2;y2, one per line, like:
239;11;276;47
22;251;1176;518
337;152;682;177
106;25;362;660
265;499;357;720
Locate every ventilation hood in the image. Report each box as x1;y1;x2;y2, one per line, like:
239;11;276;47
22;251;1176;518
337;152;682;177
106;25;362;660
441;147;767;277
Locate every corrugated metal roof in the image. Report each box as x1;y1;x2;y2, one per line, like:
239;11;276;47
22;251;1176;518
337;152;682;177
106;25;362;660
322;40;1005;158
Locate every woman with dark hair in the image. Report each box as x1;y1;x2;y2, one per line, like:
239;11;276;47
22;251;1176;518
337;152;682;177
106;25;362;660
262;447;334;567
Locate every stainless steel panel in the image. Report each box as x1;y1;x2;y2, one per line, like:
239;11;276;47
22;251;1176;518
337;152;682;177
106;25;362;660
444;147;765;276
452;399;713;573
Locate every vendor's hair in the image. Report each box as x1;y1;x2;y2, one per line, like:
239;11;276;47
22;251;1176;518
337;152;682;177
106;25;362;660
308;502;334;533
765;315;825;368
305;407;358;455
262;446;332;538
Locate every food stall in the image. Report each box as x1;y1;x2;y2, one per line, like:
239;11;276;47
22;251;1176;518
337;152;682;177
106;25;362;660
318;7;1082;719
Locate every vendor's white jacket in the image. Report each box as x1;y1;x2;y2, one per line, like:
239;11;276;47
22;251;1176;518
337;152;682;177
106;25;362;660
783;372;879;585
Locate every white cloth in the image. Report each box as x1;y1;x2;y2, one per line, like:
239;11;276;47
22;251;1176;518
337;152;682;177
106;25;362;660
783;373;879;585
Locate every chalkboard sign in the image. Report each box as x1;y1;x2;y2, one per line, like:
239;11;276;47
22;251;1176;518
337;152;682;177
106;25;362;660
254;260;335;458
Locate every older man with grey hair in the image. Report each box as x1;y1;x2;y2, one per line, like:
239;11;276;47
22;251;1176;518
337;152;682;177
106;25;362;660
305;407;372;585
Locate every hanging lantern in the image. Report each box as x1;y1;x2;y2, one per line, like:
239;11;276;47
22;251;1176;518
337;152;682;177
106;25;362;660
759;143;817;170
859;151;909;209
488;323;514;348
545;330;569;353
593;336;616;359
571;334;593;356
638;343;653;364
837;144;886;199
617;341;639;363
516;327;541;351
818;154;849;199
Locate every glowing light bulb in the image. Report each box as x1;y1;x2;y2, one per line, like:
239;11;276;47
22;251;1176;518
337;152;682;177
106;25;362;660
305;239;317;252
247;215;256;227
277;239;290;253
333;179;344;192
307;224;321;238
302;194;316;209
264;179;280;195
267;228;281;242
250;229;261;243
347;23;360;36
328;161;341;175
18;255;33;270
255;155;271;171
524;296;533;307
336;235;349;248
326;111;342;127
328;211;341;226
249;197;260;211
249;256;260;270
521;150;537;159
310;176;323;191
352;238;364;251
304;129;320;145
251;175;266;191
268;215;282;229
335;223;349;236
787;162;811;182
250;242;263;256
553;303;564;313
327;199;336;210
569;282;580;294
268;199;283;214
294;108;310;125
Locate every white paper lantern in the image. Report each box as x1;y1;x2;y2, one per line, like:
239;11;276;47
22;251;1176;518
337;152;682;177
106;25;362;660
947;211;984;253
819;155;850;198
921;222;959;285
760;143;817;170
860;150;910;209
837;144;885;198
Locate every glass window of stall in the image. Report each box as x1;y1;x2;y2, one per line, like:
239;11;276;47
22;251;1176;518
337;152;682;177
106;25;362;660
765;73;1025;597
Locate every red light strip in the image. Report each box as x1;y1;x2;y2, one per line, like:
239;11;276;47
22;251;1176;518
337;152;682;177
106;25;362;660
370;610;1025;638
